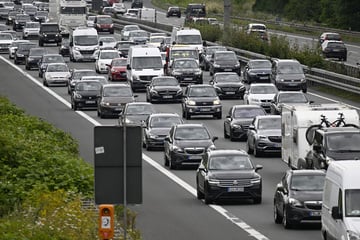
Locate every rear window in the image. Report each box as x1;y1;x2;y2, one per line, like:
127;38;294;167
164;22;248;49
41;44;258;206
326;34;341;41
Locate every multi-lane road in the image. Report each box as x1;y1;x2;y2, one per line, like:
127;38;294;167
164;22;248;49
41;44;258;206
1;5;360;240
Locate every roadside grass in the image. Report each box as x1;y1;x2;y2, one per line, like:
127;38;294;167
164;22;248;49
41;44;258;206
310;85;360;103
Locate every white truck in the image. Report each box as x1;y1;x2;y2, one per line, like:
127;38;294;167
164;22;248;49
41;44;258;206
138;8;156;22
171;27;204;54
281;103;359;170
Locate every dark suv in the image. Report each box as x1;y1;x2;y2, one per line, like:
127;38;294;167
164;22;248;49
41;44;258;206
209;50;241;76
181;84;222;120
169;58;203;85
13;14;31;31
131;0;143;8
14;42;37;65
38;23;62;46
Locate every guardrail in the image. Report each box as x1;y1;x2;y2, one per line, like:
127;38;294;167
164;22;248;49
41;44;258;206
110;15;360;96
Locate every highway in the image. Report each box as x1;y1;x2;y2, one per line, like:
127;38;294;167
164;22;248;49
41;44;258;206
1;5;360;240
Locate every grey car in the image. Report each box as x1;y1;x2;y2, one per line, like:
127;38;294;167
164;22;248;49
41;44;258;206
119;102;156;126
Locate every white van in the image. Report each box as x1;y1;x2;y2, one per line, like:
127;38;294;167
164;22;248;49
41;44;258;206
322;160;360;240
69;26;99;62
126;45;164;91
171;27;204;54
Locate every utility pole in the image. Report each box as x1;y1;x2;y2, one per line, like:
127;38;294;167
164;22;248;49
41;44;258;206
223;0;231;40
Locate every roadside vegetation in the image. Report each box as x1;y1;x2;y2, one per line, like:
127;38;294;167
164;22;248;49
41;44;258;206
0;97;141;239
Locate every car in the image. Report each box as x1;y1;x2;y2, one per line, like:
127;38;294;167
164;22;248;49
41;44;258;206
38;54;65;78
94;15;114;34
200;45;227;71
33;10;48;23
145;76;183;103
81;76;108;86
22;21;40;39
142;113;183;150
150;32;167;38
319;32;342;45
67;69;97;94
184;3;206;23
123;8;139;19
71;80;102;110
246;115;282;157
6;10;22;25
127;29;149;44
8;40;30;58
147;35;165;48
120;25;140;41
0;32;14;54
95;49;121;74
164;123;217;169
101;6;114;16
97;83;137;118
107;58;127;81
321;40;347;61
182;84;222;120
243;83;278;112
270;91;313;115
25;47;47;70
119;102;156;126
112;2;126;14
131;0;143;8
168;58;203;85
99;36;117;49
209;50;241;76
58;38;70;57
196;149;263;204
38;23;62;47
274;170;325;229
34;2;49;11
13;14;31;31
115;41;136;57
223;105;266;141
166;6;181;18
243;59;272;84
245;23;268;41
14;42;36;64
270;59;307;93
0;24;9;32
86;15;96;27
22;4;36;18
210;72;246;99
1;30;17;41
43;63;70;87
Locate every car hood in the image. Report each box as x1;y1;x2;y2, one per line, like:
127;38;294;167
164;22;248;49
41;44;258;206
125;114;149;124
231;118;253;125
327;151;360;160
111;66;126;71
277;73;305;80
188;96;217;102
290;190;323;202
76;90;100;96
149;127;171;136
0;40;12;44
345;218;360;234
209;169;257;179
248;68;271;74
215;60;238;65
45;72;70;77
24;27;39;31
214;82;244;88
174;139;214;148
102;96;134;104
257;129;281;136
153;85;181;91
98;59;112;65
28;55;42;59
248;93;275;100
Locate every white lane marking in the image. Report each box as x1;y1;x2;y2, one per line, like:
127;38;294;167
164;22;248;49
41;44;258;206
0;55;271;240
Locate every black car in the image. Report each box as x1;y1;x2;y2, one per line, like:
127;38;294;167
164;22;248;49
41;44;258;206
223;105;266;141
274;170;325;229
142;113;183;150
14;42;37;65
200;45;227;71
115;41;136;57
246;115;282;157
321;40;347;61
145;76;183;103
196;149;263;204
71;80;102;110
243;59;272;84
38;23;62;46
6;10;21;25
169;58;203;85
166;6;181;18
67;69;97;94
182;84;222;120
209;50;241;76
119;102;156;126
270;91;312;115
25;47;48;70
210;72;246;99
131;0;143;8
13;14;31;31
38;54;65;78
164;123;217;169
59;38;70;57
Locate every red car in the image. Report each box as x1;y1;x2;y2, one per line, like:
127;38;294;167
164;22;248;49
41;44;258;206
107;58;127;81
94;15;114;34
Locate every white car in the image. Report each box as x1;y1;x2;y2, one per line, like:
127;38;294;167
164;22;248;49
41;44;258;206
243;83;278;112
95;49;120;74
120;24;140;41
123;8;139;19
98;36;117;49
112;3;126;14
22;21;40;39
86;16;96;28
43;63;71;87
8;40;30;58
0;32;14;54
148;36;165;48
81;76;108;85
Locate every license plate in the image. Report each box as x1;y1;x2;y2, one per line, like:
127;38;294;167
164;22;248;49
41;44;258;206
48;39;55;42
115;107;122;111
260;76;268;79
228;187;244;192
85;100;95;104
188;155;202;160
200;108;211;112
184;77;193;80
332;49;340;52
225;91;235;95
225;69;232;71
163;95;173;99
310;211;321;216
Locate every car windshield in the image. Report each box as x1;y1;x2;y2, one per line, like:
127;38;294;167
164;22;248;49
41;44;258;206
112;59;127;66
209;155;253;170
99;37;115;43
278;93;308;103
326;34;341;41
150;116;182;128
0;34;12;40
326;133;360;152
215;52;237;61
82;77;107;85
174;127;210;140
103;87;132;97
345;189;360;217
125;26;140;32
251;24;266;30
47;64;68;72
132;57;162;69
215;74;240;82
125;105;154;115
72;71;96;80
74;35;98;46
171;50;198;60
278;63;303;74
44;56;64;63
75;82;101;91
41;25;59;32
153;78;178;86
290;175;324;191
250;85;277;94
30;48;47;56
117;42;134;49
100;51;119;59
26;22;40;28
328;42;345;48
16;15;31;21
174;59;198;68
258;118;281;129
150;37;165;43
233;108;265;118
18;44;36;52
129;31;148;38
97;17;112;24
88;16;95;21
177;35;202;45
250;60;271;68
205;47;227;56
189;87;217;97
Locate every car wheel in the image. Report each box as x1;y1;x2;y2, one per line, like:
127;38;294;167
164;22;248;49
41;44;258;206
302;88;307;93
169;156;177;170
223;125;229;139
196;185;204;200
254;144;261;157
73;102;77;111
185;111;191;120
204;186;213;204
247;141;253;154
253;197;262;204
145;142;151;151
274;203;283;224
230;129;235;142
215;112;222;119
282;207;292;229
164;153;169;166
25;64;30;70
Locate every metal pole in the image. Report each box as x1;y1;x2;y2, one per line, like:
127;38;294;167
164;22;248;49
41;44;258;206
122;112;127;240
223;0;231;40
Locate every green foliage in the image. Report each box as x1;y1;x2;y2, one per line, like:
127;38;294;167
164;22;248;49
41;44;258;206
185;23;222;42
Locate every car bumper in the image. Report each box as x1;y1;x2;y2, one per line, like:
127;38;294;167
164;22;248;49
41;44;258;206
173;74;202;85
230;126;248;139
186;105;222;116
215;88;246;99
170;151;205;166
146;136;166;148
247;74;271;83
207;183;262;201
285;205;321;223
110;72;127;81
73;98;98;109
213;67;241;75
45;79;68;86
26;60;40;68
99;105;124;117
149;92;182;102
276;81;307;91
255;139;281;154
40;36;62;43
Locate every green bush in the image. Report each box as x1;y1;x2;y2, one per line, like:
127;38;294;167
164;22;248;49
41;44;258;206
185;23;223;42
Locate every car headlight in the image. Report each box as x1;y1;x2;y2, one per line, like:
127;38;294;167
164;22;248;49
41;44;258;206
46;75;54;80
101;101;110;106
187;100;196;105
347;230;360;240
213;99;221;105
258;135;267;139
289;198;303;207
300;78;306;82
74;93;82;99
43;33;47;37
251;177;261;184
249;98;260;103
208;179;220;186
235;63;240;67
148;133;158;139
173;146;184;153
213;64;220;68
172;71;182;76
74;47;80;51
125;118;133;124
207;144;216;150
132;75;139;81
279;78;285;82
176;89;183;94
27;57;33;61
325;156;334;165
100;62;106;66
94;46;99;51
195;69;202;75
150;89;158;94
231;123;241;129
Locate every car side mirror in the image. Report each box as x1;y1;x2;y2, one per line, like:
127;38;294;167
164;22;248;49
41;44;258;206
127;64;131;70
198;166;207;172
309;100;314;104
212;136;218;142
164;136;170;142
276;183;284;192
99;41;103;46
172;41;176;45
248;125;255;130
69;42;73;47
313;145;321;152
255;164;263;172
331;206;342;220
